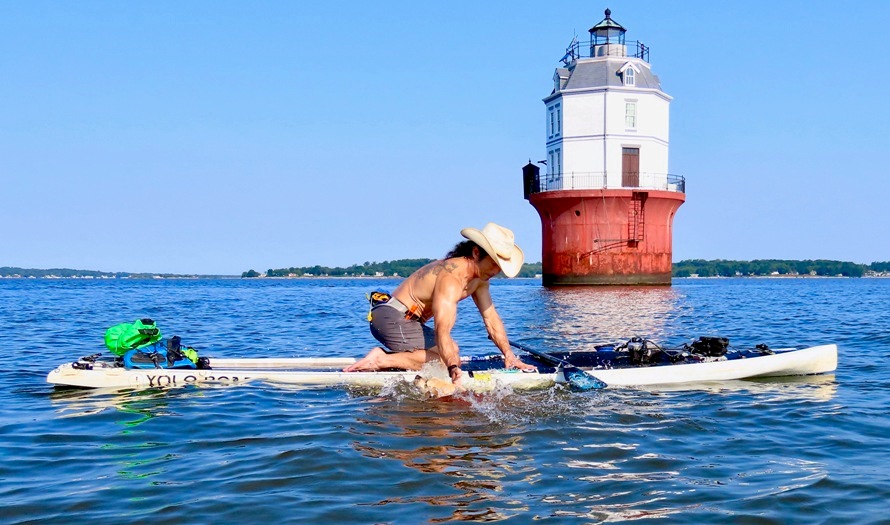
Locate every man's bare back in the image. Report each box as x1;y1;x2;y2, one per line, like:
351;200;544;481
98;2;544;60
391;257;485;323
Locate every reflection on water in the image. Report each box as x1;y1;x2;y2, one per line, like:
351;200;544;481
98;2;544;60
554;504;689;522
47;388;198;485
346;381;840;522
36;367;842;522
50;388;177;428
535;286;684;349
633;374;839;402
349;389;546;522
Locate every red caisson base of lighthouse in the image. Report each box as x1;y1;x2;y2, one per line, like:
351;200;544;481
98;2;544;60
529;189;685;286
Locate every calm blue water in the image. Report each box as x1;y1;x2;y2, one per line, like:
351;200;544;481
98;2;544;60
1;277;888;524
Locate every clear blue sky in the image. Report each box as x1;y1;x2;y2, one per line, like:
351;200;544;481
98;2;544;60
2;1;888;274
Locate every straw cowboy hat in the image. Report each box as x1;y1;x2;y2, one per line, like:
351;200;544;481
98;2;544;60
460;222;525;278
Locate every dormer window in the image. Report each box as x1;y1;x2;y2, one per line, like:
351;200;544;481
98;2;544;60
553;69;569;93
618;62;639;87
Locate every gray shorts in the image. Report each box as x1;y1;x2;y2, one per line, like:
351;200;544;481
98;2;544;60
369;303;436;353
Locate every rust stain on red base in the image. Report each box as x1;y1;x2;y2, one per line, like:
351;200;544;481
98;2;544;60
529;189;685;286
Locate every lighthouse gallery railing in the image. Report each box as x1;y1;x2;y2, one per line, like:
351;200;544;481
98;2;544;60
531;172;685;194
562;40;650;65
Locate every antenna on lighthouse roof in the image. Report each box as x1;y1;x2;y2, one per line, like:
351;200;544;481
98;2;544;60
561;32;580;65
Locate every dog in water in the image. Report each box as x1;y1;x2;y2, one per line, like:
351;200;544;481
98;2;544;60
413;375;458;398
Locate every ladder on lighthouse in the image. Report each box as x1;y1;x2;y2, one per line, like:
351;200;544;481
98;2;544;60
628;192;646;244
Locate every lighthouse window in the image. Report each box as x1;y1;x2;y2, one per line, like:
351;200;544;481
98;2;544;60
625;69;635;86
547;148;562;179
548;104;562;138
549;107;555;137
625;102;637;128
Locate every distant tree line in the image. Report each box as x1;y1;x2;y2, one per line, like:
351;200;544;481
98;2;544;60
870;261;890;272
244;259;889;279
243;260;545;278
1;267;117;278
8;260;885;280
0;267;230;279
671;259;890;278
258;259;434;278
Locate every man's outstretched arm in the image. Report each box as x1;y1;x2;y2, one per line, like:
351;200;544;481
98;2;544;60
474;285;535;371
431;274;464;384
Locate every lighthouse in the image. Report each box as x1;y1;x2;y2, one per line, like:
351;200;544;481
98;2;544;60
523;9;686;286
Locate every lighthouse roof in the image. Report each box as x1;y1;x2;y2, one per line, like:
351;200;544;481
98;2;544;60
589;9;626;34
562;59;661;91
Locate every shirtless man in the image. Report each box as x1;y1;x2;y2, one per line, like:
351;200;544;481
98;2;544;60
344;222;535;387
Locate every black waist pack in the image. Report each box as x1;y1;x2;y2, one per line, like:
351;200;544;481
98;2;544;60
689;337;729;357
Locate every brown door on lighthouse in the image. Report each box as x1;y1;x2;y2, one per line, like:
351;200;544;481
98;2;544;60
622;147;640;187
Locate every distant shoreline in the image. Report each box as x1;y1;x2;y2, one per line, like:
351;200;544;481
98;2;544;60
4;274;890;281
679;274;890;279
4;258;889;280
0;273;239;280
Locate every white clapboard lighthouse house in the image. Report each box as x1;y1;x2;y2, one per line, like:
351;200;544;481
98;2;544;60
523;9;686;285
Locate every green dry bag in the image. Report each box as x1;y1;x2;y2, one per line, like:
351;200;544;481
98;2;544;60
104;318;163;356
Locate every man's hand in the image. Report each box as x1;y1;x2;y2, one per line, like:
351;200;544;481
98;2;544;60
448;364;463;387
504;354;536;372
